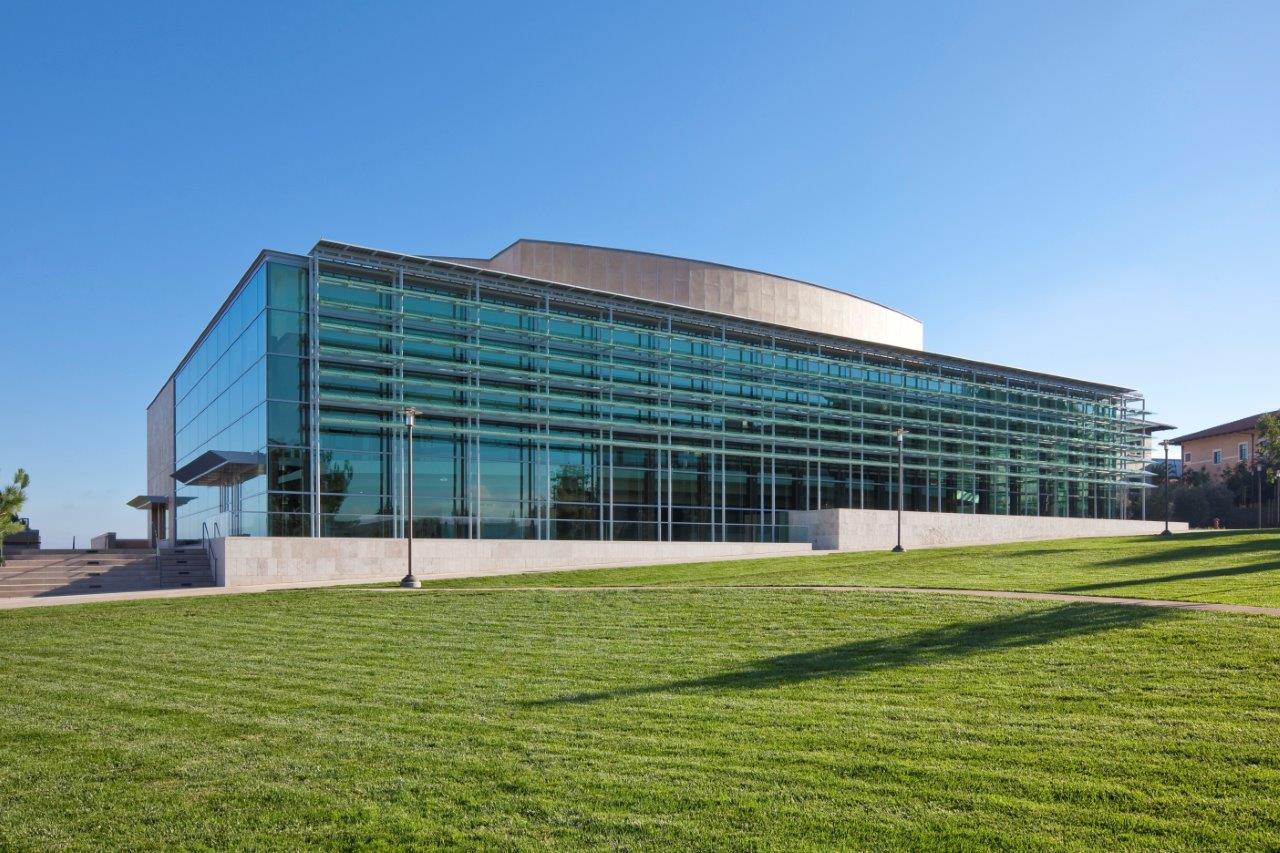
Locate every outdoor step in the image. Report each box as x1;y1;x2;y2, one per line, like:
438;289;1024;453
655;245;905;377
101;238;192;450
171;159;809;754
2;561;161;570
0;572;162;581
3;549;155;558
0;567;160;573
14;572;161;578
0;568;158;574
0;548;214;597
7;551;158;556
2;586;164;598
2;562;160;569
2;578;215;597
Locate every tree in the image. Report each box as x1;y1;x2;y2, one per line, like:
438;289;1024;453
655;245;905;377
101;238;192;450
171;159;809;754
1257;413;1280;481
1222;461;1255;506
1258;413;1280;528
1172;480;1236;528
0;468;31;566
1183;467;1212;488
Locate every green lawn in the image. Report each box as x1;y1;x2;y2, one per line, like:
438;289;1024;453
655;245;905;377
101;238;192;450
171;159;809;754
2;536;1280;849
431;529;1280;607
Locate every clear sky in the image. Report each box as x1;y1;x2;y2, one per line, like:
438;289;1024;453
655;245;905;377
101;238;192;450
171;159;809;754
1;1;1277;547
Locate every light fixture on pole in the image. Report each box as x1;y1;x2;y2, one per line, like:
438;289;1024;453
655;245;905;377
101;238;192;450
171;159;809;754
1160;439;1173;537
1257;461;1264;531
401;407;421;589
892;427;908;553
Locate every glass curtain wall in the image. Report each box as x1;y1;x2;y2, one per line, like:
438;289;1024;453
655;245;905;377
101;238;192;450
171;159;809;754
174;267;267;539
299;250;1151;542
173;259;310;540
265;261;311;535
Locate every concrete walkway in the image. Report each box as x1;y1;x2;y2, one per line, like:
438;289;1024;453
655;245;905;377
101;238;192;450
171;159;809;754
3;579;1278;618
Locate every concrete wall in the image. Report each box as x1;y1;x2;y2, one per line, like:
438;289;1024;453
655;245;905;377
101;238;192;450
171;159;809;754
204;510;1189;590
442;239;925;350
146;378;177;544
788;508;1188;551
210;538;816;588
90;533;150;550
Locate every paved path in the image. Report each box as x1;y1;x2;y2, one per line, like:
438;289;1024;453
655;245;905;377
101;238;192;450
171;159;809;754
386;584;1280;617
3;579;1278;618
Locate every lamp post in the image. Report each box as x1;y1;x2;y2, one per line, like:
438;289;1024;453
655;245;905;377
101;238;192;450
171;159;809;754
1257;462;1264;531
1160;440;1173;537
892;427;907;553
401;407;421;588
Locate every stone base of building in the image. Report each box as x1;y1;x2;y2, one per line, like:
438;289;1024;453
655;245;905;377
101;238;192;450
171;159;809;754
209;537;817;588
788;508;1189;551
206;513;1189;589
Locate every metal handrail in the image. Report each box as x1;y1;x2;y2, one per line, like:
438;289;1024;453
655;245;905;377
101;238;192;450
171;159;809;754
201;521;221;584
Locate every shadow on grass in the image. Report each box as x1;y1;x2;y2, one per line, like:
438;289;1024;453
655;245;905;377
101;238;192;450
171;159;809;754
1047;538;1280;594
528;602;1169;706
1097;538;1279;569
991;547;1090;558
1057;559;1280;594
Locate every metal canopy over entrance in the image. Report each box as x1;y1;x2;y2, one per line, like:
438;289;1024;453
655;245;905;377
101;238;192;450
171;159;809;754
171;451;265;487
127;495;193;547
171;451;265;537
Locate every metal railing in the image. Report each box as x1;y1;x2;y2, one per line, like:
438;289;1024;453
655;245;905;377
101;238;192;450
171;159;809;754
201;521;222;584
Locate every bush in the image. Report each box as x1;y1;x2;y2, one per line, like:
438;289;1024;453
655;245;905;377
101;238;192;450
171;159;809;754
1172;482;1237;528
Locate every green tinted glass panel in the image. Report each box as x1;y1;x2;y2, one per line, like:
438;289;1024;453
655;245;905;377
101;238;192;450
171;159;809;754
266;401;306;447
267;262;307;311
268;309;306;354
268;447;310;492
267;355;304;402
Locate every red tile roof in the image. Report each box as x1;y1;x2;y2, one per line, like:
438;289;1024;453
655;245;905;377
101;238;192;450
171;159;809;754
1171;410;1278;444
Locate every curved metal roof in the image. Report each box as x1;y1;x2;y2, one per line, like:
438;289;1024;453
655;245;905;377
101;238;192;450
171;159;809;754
424;239;925;351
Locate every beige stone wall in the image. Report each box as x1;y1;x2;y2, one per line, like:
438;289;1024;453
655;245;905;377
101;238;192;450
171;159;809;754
1180;430;1257;481
788;508;1187;551
449;240;925;350
146;379;177;543
211;538;816;588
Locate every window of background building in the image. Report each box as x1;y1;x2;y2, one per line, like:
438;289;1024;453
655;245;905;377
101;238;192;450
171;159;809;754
1213;449;1222;465
1184;452;1191;462
1239;442;1249;461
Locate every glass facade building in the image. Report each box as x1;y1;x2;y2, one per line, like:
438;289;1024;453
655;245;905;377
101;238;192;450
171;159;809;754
160;240;1155;543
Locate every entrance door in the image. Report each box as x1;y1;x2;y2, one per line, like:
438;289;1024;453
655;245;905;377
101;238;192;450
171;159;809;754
150;505;167;548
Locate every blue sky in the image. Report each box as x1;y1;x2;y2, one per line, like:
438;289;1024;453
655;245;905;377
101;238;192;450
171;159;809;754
2;1;1277;546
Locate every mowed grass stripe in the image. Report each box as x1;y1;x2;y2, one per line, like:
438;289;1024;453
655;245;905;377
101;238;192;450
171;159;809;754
3;581;1280;849
423;530;1280;607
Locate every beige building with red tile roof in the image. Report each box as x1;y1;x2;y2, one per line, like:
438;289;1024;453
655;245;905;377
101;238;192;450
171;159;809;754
1172;410;1278;480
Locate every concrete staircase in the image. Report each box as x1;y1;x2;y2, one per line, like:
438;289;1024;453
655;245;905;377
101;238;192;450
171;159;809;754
158;548;215;590
0;547;214;598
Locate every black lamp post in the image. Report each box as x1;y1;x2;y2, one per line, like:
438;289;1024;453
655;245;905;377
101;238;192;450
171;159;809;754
1160;439;1173;537
401;406;421;588
892;427;907;553
1257;462;1264;530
